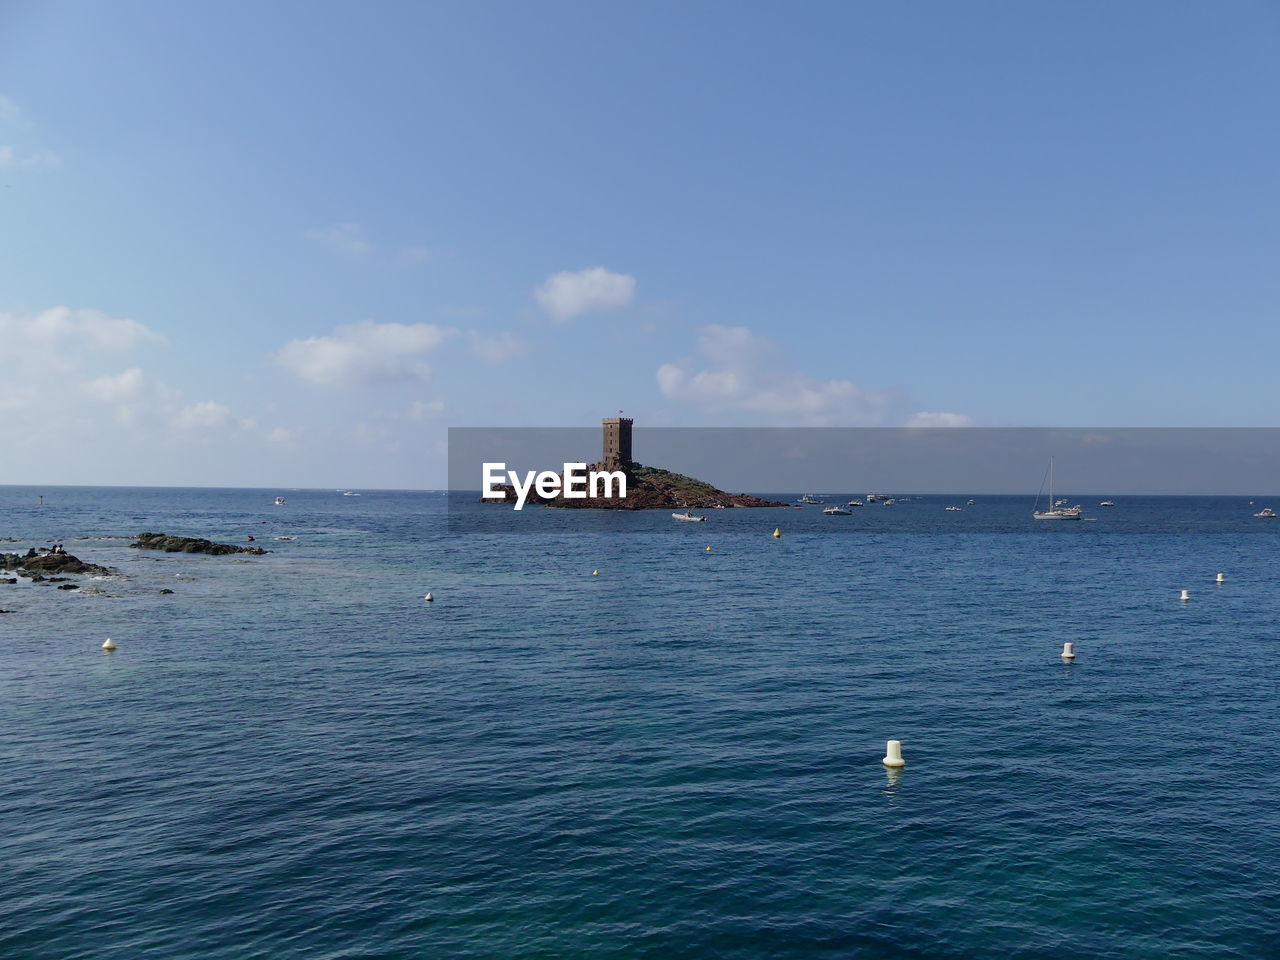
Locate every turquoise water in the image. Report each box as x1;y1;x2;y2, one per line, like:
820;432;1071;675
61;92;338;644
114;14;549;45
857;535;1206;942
3;487;1279;958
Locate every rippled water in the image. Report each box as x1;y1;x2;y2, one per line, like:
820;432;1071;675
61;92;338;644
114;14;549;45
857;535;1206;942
2;487;1278;958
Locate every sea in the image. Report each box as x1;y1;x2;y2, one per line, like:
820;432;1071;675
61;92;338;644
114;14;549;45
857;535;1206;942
2;486;1278;959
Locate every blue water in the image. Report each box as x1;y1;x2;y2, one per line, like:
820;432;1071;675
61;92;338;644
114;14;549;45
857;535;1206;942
3;486;1279;959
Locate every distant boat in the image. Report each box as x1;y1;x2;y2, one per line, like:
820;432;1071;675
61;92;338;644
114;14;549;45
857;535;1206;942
343;491;360;497
797;494;825;504
274;496;286;505
866;493;890;502
846;499;865;507
1099;500;1116;507
672;512;706;522
1033;459;1081;520
945;506;963;512
1253;507;1276;518
822;505;851;515
966;499;974;505
882;498;896;506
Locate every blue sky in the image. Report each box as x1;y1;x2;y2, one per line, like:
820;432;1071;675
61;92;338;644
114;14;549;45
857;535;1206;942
2;1;1277;486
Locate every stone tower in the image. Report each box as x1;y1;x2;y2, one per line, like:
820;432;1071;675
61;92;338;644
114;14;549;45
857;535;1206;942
602;417;633;469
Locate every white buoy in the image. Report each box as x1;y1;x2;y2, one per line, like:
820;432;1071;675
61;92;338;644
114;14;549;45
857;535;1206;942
1216;573;1225;584
423;592;433;602
1180;589;1190;601
1061;642;1075;661
882;739;905;768
101;637;116;651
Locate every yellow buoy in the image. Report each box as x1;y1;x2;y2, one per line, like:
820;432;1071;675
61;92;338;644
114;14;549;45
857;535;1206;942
592;570;599;576
705;546;712;552
772;528;781;538
101;637;116;651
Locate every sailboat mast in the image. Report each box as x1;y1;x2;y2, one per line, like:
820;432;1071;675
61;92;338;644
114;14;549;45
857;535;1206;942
1048;457;1054;507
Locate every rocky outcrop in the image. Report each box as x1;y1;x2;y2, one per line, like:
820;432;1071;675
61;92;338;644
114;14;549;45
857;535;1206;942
130;532;269;555
2;551;112;576
488;462;784;511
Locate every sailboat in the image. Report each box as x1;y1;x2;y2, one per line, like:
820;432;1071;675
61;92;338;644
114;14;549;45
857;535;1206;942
1033;458;1081;520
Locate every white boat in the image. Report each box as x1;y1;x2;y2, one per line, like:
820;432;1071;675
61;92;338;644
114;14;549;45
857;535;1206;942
882;498;896;506
672;512;706;522
1253;507;1276;518
343;491;360;496
274;496;286;505
945;506;962;512
1033;459;1081;520
1099;500;1116;507
846;499;865;507
966;499;975;505
866;493;890;502
797;494;825;504
823;505;851;515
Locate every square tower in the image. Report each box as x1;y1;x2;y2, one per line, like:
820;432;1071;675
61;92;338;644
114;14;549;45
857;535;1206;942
602;417;633;468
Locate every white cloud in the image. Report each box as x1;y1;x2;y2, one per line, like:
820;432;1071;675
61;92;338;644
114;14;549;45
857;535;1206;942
0;306;164;351
82;367;146;404
174;400;232;431
267;426;298;446
0;94;21;126
535;266;635;322
0;145;59;168
306;221;372;256
657;324;893;424
469;330;524;363
906;411;974;427
276;319;456;386
398;245;431;264
406;399;446;421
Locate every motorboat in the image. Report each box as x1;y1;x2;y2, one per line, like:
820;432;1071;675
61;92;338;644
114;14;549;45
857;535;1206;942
672;512;706;522
846;499;865;507
274;496;286;505
1253;508;1276;518
1099;500;1116;507
945;506;962;512
797;494;825;504
866;493;890;502
822;505;851;515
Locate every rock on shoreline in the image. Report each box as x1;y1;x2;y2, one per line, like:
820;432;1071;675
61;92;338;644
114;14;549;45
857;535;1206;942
130;532;270;555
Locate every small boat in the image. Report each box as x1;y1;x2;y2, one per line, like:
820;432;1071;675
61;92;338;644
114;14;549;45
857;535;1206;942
672;512;706;522
882;498;896;506
272;536;297;541
1099;500;1116;507
797;494;825;504
274;496;286;505
846;499;865;507
966;499;974;505
945;506;963;512
1253;508;1276;518
823;505;851;515
343;491;360;496
866;493;890;502
1033;459;1081;520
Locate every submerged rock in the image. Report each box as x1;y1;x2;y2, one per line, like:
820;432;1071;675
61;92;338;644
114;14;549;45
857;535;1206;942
130;532;269;556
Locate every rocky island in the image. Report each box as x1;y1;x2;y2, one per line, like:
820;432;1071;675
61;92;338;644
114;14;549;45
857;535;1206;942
130;532;270;555
488;417;784;510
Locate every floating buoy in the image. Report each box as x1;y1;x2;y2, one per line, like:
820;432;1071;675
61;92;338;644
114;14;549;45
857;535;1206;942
592;570;599;576
1216;573;1225;584
423;592;433;602
705;546;712;552
1180;589;1190;601
772;528;781;538
1061;642;1075;661
882;740;905;768
101;637;116;651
